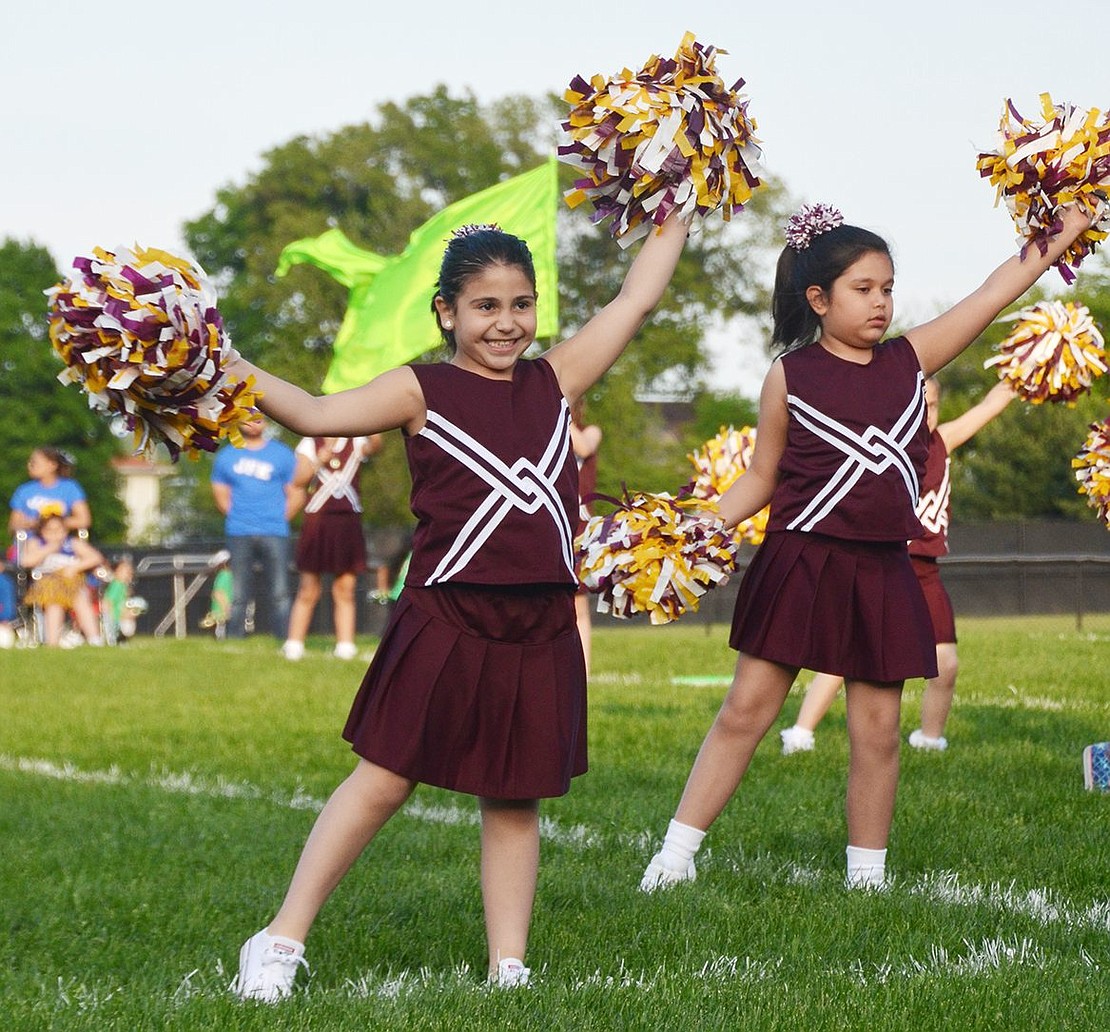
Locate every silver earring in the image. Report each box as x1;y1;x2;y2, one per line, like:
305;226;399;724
444;321;453;330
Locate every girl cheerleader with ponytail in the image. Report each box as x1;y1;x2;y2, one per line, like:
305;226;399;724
640;200;1098;892
226;215;688;999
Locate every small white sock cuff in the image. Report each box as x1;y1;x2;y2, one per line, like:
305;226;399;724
845;845;887;887
658;819;706;869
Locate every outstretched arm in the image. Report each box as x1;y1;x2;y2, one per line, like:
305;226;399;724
937;381;1015;452
715;361;788;529
224;360;425;438
544;217;689;402
907;205;1098;376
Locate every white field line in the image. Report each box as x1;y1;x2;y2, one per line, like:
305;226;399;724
5;753;1109;939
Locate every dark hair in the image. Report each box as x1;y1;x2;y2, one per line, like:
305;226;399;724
33;445;76;478
771;225;892;352
430;229;537;352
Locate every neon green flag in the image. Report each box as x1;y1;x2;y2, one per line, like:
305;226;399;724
276;157;559;394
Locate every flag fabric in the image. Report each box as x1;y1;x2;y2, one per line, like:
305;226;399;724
276;157;560;394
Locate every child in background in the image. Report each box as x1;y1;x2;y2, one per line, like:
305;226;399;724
780;378;1016;755
640;201;1097;893
20;512;106;647
225;215;688;999
570;397;602;674
201;552;233;638
102;556;143;645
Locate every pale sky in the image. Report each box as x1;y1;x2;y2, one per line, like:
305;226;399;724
4;0;1106;393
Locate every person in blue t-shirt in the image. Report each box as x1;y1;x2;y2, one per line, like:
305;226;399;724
8;446;92;537
0;557;16;648
211;414;302;640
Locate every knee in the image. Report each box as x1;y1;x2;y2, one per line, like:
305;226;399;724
332;578;355;605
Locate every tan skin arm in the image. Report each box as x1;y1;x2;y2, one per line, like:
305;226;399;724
906;205;1098;376
715;360;789;529
224;362;426;439
8;499;91;536
544;216;689;403
570;423;602;460
211;481;232;516
937;381;1015;453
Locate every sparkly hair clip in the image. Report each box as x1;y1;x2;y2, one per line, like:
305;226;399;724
784;203;844;251
451;223;502;239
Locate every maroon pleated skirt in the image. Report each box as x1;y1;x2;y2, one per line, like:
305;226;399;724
343;583;587;799
730;531;938;683
911;555;956;645
295;511;368;575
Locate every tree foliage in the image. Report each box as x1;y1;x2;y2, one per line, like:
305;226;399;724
0;239;126;544
183;88;794;528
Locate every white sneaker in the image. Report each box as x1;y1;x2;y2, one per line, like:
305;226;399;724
232;929;308;1002
908;729;947;751
333;641;358;661
780;725;815;755
492;957;531;988
281;640;304;661
639;853;696;892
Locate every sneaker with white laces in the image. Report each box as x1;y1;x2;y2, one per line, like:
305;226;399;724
281;640;305;661
232;929;308;1002
333;641;358;661
908;729;948;751
639;853;696;892
491;957;531;988
780;725;815;756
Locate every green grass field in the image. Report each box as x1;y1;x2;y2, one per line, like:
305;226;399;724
2;615;1109;1031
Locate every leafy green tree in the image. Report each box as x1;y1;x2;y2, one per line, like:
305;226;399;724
184;89;794;529
0;239;126;543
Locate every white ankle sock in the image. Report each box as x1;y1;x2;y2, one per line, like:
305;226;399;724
846;845;887;888
657;819;706;871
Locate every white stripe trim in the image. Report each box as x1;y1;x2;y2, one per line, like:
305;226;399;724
786;374;925;532
417;401;575;584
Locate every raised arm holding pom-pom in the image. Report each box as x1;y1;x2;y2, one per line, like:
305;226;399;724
640;201;1097;896
228;215;686;1001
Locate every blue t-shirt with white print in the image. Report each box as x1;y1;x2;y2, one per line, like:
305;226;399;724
211;439;296;537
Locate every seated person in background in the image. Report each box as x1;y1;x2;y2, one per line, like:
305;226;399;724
20;512;106;647
9;446;92;536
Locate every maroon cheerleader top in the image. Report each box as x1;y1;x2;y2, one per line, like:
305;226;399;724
767;337;929;542
908;430;950;558
299;437;367;515
404;359;579;587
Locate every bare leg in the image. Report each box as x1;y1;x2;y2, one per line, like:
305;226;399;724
673;654;797;830
267;759;415;943
573;592;592;676
42;604;65;646
331;572;357;647
478;797;539;975
793;672;844;732
843;679;903;848
285;572;322;645
71;586;102;643
918;642;958;739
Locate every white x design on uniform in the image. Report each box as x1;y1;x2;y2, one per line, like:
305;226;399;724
418;401;575;585
785;373;926;533
915;456;951;536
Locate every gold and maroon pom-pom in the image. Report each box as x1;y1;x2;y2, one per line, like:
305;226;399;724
46;246;260;460
976;94;1110;283
560;31;762;247
1074;416;1110;527
576;489;738;624
686;425;768;544
985;300;1107;404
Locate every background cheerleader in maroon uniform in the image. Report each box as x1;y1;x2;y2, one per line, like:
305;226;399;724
281;434;382;661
